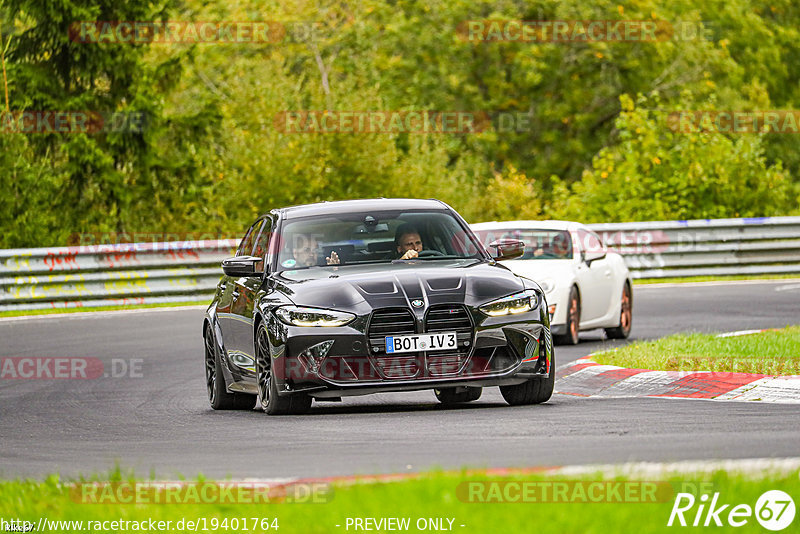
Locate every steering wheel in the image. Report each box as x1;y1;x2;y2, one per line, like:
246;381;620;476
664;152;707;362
417;249;445;258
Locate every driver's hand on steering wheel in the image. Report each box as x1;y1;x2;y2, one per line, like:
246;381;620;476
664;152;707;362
400;249;418;260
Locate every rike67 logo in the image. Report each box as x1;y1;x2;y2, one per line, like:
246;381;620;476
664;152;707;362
668;490;795;530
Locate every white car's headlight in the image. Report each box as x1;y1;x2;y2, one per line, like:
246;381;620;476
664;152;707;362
479;289;540;316
275;306;356;327
538;278;556;294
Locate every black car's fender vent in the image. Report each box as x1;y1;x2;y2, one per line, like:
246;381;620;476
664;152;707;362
368;308;419;379
424;305;473;376
470;347;517;374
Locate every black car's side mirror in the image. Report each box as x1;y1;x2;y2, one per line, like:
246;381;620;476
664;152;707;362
222;256;264;277
488;239;525;261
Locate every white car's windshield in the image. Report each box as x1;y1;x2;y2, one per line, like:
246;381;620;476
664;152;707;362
276;209;485;270
473;229;573;260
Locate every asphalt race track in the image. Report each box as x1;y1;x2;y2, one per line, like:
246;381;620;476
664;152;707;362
1;280;799;480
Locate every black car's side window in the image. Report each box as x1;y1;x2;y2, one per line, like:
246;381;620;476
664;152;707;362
251;216;274;259
236;219;264;257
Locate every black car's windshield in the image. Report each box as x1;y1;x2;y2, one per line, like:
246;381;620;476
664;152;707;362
473;228;573;260
275;209;485;270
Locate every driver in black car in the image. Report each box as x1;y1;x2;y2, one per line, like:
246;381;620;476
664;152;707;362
395;223;425;259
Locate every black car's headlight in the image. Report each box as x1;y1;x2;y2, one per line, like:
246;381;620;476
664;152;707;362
479;289;540;316
275;305;356;327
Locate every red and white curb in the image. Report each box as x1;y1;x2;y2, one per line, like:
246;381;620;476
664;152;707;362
66;457;800;494
238;457;800;485
556;358;800;403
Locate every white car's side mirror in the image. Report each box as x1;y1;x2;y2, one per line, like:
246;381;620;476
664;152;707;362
583;250;607;266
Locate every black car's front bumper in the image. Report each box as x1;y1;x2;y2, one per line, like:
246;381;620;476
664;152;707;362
254;307;552;399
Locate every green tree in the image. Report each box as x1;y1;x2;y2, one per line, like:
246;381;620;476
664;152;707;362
0;0;219;247
554;94;795;222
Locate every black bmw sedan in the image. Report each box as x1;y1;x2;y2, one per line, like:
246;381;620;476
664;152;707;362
203;199;554;414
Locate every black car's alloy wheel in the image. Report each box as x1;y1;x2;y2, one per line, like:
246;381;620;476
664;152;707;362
256;323;311;415
434;387;482;404
205;326;255;410
500;352;555;406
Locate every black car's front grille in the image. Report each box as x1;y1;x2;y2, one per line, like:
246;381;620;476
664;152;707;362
424;305;473;376
368;308;416;338
368;308;419;379
365;306;475;379
425;305;472;333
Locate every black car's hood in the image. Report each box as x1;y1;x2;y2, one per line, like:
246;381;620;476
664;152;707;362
271;259;526;310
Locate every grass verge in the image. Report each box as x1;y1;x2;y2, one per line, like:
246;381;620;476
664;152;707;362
1;468;798;533
0;300;208;318
593;326;800;375
634;274;800;284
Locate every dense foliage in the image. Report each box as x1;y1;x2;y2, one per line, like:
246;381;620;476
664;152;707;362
1;0;799;247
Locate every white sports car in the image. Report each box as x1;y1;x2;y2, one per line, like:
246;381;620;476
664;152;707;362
471;221;632;344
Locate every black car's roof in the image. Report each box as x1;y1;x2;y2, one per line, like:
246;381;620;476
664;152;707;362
276;198;449;220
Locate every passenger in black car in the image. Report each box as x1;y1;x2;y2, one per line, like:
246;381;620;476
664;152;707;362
290;235;340;267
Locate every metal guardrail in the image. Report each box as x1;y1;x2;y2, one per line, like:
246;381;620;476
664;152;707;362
587;216;800;279
1;217;799;311
0;240;236;312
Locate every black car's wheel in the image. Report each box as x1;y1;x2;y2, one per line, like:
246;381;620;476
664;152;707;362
555;286;580;345
605;283;632;339
434;387;482;404
500;351;555;406
255;323;311;415
204;326;255;410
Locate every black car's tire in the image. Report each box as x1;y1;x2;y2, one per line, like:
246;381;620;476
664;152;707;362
204;326;256;410
554;286;580;345
500;353;555;406
255;323;311;415
434;387;482;404
605;283;633;339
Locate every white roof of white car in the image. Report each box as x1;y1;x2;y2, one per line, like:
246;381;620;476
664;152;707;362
470;220;587;232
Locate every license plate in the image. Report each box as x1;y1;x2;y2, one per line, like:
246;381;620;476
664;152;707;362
385;332;457;354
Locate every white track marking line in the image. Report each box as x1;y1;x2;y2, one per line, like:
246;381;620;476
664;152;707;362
550;458;800;478
775;283;800;291
637;278;800;289
716;329;768;338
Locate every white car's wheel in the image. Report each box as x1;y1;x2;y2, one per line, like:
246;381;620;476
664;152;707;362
555;287;580;345
605;283;632;339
